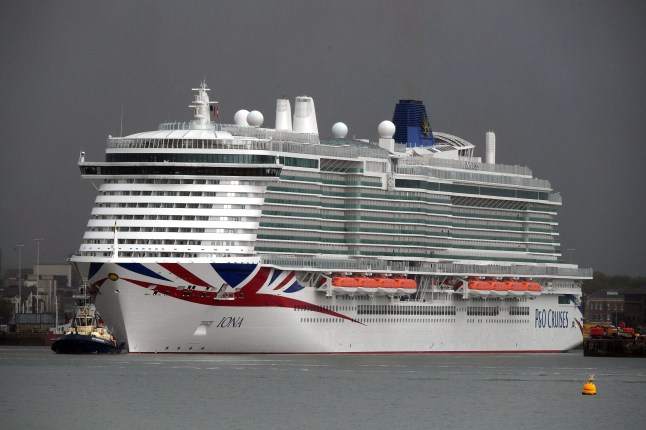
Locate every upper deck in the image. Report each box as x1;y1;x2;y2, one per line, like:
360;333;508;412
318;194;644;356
73;82;585;275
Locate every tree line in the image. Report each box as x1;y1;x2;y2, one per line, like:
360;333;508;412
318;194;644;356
582;272;646;295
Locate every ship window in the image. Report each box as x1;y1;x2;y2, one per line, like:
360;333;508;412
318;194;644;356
279;156;319;169
106;153;277;164
80;165;281;177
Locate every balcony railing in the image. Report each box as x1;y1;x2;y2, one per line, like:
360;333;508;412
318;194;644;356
394;165;552;190
397;156;532;176
260;255;593;278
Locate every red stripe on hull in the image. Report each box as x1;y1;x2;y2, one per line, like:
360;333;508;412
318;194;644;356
120;273;363;325
159;263;211;287
273;272;295;290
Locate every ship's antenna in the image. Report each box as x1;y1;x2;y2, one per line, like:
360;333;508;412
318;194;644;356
120;104;124;137
189;81;215;126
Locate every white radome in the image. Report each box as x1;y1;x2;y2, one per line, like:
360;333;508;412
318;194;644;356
234;109;250;126
247;110;264;127
378;120;396;138
331;122;348;138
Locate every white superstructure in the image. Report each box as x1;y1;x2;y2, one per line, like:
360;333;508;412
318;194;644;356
71;82;591;353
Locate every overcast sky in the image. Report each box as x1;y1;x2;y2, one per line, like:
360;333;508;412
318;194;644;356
1;0;644;276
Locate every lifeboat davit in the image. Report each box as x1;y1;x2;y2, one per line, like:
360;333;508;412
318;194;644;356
525;282;542;296
468;280;492;296
330;276;357;294
376;278;397;295
355;277;378;294
491;281;509;297
506;281;527;296
393;278;417;295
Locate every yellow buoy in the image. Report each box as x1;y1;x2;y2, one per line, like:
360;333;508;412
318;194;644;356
582;374;597;395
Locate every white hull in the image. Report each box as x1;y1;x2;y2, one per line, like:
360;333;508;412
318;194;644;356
78;261;583;353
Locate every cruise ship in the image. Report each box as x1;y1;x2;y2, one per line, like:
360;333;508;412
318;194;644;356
71;82;591;353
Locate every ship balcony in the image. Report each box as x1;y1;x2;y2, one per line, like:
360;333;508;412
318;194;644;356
79;162;282;179
82;231;257;241
78;243;257;257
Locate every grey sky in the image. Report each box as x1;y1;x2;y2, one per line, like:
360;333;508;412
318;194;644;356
1;0;644;276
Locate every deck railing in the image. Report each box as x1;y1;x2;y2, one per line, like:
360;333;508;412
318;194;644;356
260;255;593;278
394;165;552;190
397;156;532;176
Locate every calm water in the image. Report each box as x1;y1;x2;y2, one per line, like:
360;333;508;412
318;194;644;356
1;347;644;430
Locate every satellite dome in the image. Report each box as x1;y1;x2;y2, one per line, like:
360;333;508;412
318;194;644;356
234;109;249;126
378;120;396;138
247;110;264;127
331;122;348;138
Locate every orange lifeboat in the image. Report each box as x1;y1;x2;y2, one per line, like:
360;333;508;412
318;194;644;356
355;277;378;294
491;281;509;296
376;278;397;295
393;278;417;294
331;276;357;294
468;281;493;295
525;282;542;296
506;281;527;296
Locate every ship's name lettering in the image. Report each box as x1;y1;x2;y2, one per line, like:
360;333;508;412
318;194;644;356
535;309;569;329
216;316;244;328
463;161;480;171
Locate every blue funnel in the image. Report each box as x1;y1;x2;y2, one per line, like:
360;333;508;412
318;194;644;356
392;100;435;147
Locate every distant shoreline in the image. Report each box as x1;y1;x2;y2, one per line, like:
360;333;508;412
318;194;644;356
0;332;46;346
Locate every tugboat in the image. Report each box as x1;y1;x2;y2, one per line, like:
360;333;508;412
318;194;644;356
51;304;124;354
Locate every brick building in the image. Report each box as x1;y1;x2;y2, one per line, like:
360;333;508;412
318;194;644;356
585;288;646;328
